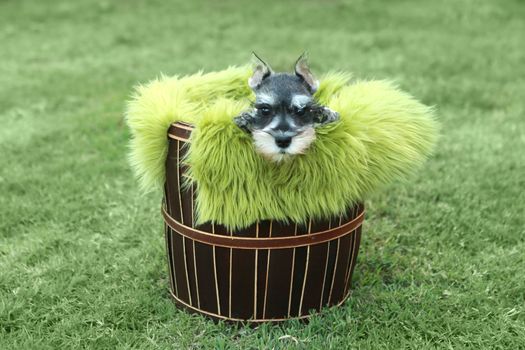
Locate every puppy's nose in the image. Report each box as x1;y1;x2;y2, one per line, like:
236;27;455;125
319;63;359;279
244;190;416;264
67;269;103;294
275;135;292;148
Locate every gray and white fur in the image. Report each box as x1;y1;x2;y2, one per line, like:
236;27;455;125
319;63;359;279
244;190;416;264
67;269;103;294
234;53;339;162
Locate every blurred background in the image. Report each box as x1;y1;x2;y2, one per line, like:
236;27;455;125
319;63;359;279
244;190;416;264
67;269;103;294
1;0;523;348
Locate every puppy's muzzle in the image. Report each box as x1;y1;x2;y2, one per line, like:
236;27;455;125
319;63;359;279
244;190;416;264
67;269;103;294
252;127;316;162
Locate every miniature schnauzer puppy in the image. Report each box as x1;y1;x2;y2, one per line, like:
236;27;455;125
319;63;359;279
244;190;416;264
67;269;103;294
234;54;339;162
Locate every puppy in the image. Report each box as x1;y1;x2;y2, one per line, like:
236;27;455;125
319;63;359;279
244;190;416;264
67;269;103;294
234;53;339;162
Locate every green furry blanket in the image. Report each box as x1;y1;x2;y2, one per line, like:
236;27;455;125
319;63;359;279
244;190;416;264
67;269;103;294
126;66;438;229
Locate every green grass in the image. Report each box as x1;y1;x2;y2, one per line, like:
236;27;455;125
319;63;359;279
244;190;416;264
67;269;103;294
1;0;523;348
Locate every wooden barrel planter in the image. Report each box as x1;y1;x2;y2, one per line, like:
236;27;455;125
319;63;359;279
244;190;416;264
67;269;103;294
163;121;365;323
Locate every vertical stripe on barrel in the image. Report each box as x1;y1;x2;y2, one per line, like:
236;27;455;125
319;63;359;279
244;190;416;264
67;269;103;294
342;233;356;297
166;136;190;303
231;222;256;319
212;245;221;315
212;223;230;318
229;227;233;318
163;185;178;297
253;223;259;319
179;139;198;306
176;139;193;306
182;174;218;315
298;246;310;316
253;221;269;319
344;224;362;297
192;240;200;309
342;233;355;297
342;207;356;293
262;220;273;319
287;223;298;317
192;190;219;314
190;184;200;309
211;224;221;315
261;220;293;319
165;136;182;222
327;215;343;305
170;232;190;303
299;219;331;315
193;237;217;313
165;137;182;299
176;140;184;223
344;206;361;298
330;210;354;305
190;183;194;226
164;224;175;295
322;235;339;307
298;219;312;315
182;238;192;306
319;218;332;310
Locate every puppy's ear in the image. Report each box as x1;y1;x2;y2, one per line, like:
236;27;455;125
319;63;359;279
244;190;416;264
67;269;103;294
294;52;319;93
249;52;272;90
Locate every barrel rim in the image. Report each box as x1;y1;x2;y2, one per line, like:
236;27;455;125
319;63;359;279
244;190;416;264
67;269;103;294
162;203;365;249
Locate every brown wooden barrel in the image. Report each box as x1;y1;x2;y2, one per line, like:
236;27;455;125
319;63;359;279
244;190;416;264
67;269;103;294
163;122;364;323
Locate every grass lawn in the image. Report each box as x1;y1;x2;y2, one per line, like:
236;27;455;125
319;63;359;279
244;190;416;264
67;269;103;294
1;0;524;348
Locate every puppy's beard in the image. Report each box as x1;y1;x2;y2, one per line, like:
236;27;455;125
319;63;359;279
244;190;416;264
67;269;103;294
287;127;316;155
252;127;316;162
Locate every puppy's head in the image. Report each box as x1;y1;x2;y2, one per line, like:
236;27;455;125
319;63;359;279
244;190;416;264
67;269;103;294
246;54;324;162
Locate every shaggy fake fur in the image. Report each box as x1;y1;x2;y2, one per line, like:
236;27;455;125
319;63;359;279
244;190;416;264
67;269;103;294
126;66;438;229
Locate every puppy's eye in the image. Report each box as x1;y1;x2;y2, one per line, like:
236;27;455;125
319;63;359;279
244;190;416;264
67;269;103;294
294;106;306;116
258;106;272;116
